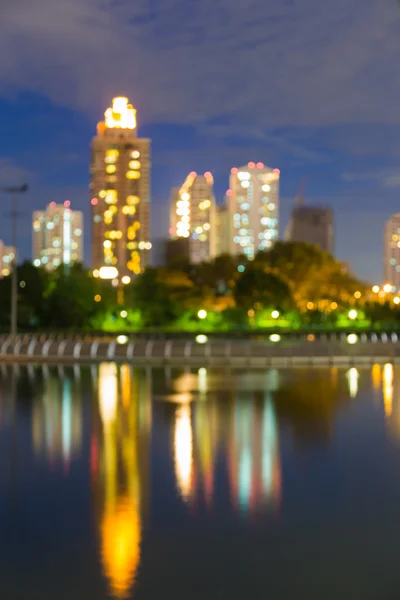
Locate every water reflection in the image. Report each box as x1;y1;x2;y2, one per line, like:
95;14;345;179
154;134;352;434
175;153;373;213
32;372;82;471
92;363;151;599
0;363;394;599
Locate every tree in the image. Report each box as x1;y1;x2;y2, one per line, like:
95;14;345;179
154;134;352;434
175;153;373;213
234;265;293;312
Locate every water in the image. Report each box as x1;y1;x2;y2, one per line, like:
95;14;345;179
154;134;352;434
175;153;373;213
0;363;399;599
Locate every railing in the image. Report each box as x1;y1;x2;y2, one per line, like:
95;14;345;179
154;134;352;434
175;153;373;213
0;332;399;365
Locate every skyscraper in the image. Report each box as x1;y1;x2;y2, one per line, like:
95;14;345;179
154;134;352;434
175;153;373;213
90;97;151;278
285;205;334;254
32;202;83;271
226;163;280;260
384;213;400;289
216;202;230;256
169;172;216;263
0;241;15;278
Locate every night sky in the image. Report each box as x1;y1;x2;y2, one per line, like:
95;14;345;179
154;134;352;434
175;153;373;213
1;0;400;283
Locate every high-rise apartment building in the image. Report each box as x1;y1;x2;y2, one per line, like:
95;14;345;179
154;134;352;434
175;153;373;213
384;213;400;289
90;97;151;278
0;241;15;278
169;172;216;263
216;202;230;256
32;202;83;271
285;205;334;254
226;163;280;260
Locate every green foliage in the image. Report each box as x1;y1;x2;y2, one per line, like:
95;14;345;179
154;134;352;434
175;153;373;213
234;265;293;312
0;242;380;333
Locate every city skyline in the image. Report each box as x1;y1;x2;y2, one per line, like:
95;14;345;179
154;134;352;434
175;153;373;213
1;0;400;283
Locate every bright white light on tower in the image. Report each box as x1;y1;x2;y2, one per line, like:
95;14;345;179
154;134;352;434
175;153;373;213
181;192;190;202
241;181;250;189
237;172;251;181
262;184;271;192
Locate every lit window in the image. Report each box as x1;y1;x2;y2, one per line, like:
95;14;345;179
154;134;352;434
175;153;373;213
131;150;140;159
93;215;101;223
105;164;116;174
99;190;107;198
126;170;140;180
75;228;82;236
262;184;271;192
47;222;55;230
129;160;141;169
127;195;140;205
105;149;119;163
268;203;275;210
241;181;250;189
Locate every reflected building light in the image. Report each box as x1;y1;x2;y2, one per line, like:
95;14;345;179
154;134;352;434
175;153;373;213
121;365;131;409
198;367;207;398
372;364;381;392
101;497;141;599
239;447;252;512
235;400;253;513
174;405;193;502
99;363;118;426
262;400;281;505
383;363;394;417
62;378;72;469
347;368;359;398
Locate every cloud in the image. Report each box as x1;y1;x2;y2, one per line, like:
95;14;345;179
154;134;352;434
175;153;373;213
342;168;400;188
1;0;400;130
0;158;33;187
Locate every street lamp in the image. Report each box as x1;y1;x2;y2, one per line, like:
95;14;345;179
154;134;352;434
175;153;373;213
1;184;28;337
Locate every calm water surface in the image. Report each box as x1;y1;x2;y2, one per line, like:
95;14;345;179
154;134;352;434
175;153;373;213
0;363;399;599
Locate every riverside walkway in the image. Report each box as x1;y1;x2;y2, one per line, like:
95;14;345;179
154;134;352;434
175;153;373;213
0;332;399;366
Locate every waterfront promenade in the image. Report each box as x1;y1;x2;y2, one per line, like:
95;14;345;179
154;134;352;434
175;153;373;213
0;332;399;366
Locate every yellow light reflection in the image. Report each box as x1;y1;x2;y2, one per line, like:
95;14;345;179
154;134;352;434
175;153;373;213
99;363;118;426
347;368;359;398
383;363;394;417
101;497;140;599
174;405;193;502
372;364;381;391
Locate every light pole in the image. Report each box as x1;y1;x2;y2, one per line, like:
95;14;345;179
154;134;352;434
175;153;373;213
1;184;28;337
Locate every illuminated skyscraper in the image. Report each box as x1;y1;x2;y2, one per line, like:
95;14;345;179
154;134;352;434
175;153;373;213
227;163;280;260
32;202;83;271
90;97;151;277
170;172;216;263
0;241;15;278
384;213;400;289
216;202;230;256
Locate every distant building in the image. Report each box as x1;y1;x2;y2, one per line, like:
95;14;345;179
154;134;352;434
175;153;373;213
32;202;83;271
216;202;230;256
226;163;280;260
0;241;15;278
90;96;151;278
285;205;334;254
384;213;400;288
166;238;190;266
169;172;216;263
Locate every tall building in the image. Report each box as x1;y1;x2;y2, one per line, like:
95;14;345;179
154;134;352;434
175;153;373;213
285;205;334;254
90;97;151;278
216;201;230;256
169;172;216;263
0;241;15;278
384;213;400;289
226;162;280;260
32;202;83;271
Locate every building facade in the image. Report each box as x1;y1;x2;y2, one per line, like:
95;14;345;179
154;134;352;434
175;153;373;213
32;202;83;271
226;163;279;260
0;241;15;278
384;213;400;289
90;97;151;278
216;202;230;256
285;205;334;254
169;172;216;263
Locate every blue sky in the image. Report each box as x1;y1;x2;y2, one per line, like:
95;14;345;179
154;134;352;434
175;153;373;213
1;0;400;283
